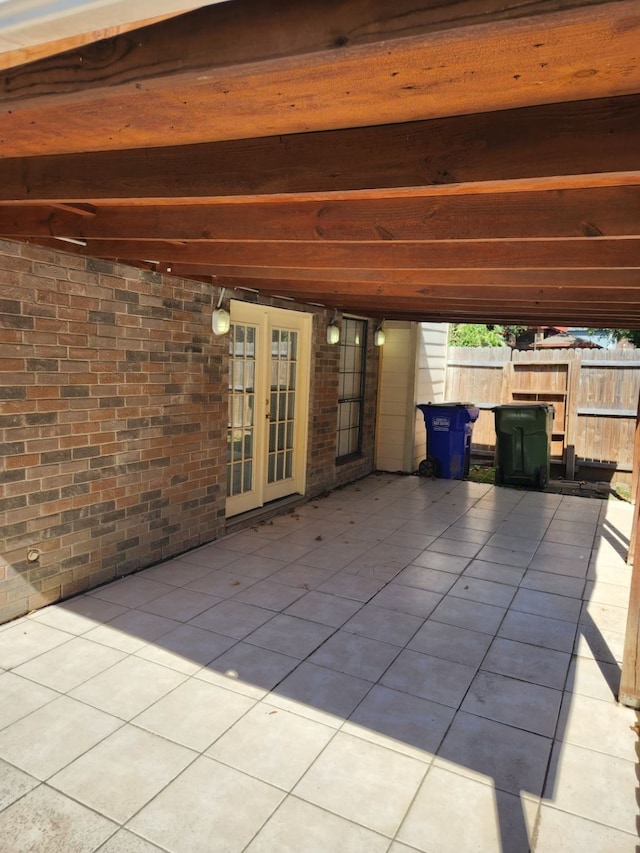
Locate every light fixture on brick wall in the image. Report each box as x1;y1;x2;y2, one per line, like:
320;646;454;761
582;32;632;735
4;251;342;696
374;321;386;346
326;309;340;345
211;288;230;335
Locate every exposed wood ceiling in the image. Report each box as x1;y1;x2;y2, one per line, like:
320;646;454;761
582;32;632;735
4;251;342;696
1;0;639;326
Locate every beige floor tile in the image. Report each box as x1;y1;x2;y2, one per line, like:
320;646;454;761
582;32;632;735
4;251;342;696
253;538;318;563
408;619;493;667
0;696;121;780
227;553;289;579
272;662;373;722
0;758;39;810
245;614;334;659
178;544;248;569
462;671;562;737
269;563;335;589
436;712;552;797
481;637;571;690
135;623;237;673
244;796;391;853
0;621;72;670
284;590;363;627
50;724;196;823
128;756;284;853
580;600;627;635
133;678;255;751
0;672;57;730
309;631;399;682
556;693;636;760
207;703;334;789
297;540;373;570
574;621;625;664
534;805;638;853
346;684;454;758
584;579;631;608
544;742;637;835
0;785;116;853
189;599;274;638
369;585;442;619
69;656;187;719
97;829;168;853
565;655;620;702
381;649;476;708
342;603;423;647
398;766;537;853
28;596;128;635
13;637;126;693
293;731;426;836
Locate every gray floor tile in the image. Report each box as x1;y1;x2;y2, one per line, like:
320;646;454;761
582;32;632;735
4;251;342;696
135;623;236;673
529;554;589;578
392;564;457;594
408;620;493;667
298;540;374;571
498;610;577;653
426;537;482;559
462;670;562;737
293;731;426;836
448;576;516;608
50;725;196;823
27;596;128;635
207;703;334;789
410;550;471;574
189;599;274;638
308;631;399;681
381;649;476;708
520;569;585;599
128;756;284;853
269;563;335;589
179;544;248;569
430;595;506;635
185;569;257;598
244;796;391;853
342;603;423;647
140;559;212;586
436;712;552;797
511;587;582;623
233;579;307;611
346;684;455;757
487;533;541;553
369;585;442;619
139;587;221;621
284;590;363;627
245;614;334;659
316;572;386;602
226;554;289;579
481;637;571;690
83;610;180;653
90;576;175;608
206;642;299;690
474;545;532;568
272;662;373;721
463;559;526;586
0;695;122;780
0;785;116;853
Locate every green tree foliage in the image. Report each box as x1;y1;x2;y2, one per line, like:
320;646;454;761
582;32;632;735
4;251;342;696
588;329;640;348
448;324;507;347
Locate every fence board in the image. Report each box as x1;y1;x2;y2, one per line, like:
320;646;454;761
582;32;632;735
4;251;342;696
445;347;640;480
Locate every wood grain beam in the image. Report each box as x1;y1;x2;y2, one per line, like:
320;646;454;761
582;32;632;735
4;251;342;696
2;186;639;240
2;1;638;157
41;237;640;269
0;96;637;200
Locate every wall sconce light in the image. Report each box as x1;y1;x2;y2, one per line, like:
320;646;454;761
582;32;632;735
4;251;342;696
211;287;230;335
374;322;386;347
326;310;340;345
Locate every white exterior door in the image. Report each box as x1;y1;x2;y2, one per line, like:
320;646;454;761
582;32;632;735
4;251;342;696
226;301;311;517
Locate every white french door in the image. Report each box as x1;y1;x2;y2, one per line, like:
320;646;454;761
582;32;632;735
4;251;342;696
226;301;311;517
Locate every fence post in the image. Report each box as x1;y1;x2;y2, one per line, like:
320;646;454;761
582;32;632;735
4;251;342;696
620;387;640;706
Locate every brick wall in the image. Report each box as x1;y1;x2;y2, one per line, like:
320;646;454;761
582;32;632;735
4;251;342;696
0;240;379;622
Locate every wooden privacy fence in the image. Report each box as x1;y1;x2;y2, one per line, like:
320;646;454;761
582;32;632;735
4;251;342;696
445;347;640;482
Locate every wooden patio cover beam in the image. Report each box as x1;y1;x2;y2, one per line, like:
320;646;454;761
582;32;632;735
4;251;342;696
2;0;639;158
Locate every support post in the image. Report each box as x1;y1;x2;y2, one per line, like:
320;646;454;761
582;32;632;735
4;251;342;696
620;388;640;706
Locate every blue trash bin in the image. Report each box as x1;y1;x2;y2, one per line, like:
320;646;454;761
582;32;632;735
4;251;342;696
416;403;480;479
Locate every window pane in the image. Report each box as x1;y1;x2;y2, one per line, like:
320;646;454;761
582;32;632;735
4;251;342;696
336;319;366;460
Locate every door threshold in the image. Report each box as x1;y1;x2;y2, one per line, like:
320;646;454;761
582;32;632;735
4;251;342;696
224;494;307;536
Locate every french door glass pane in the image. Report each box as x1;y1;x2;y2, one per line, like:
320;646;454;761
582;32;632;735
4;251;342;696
227;324;257;497
268;328;297;485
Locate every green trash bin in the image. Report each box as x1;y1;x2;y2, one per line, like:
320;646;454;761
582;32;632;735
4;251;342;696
493;404;554;489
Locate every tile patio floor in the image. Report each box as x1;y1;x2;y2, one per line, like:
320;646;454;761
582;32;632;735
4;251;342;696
0;473;638;852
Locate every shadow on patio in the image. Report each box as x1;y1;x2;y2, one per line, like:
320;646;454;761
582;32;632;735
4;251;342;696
0;474;638;852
